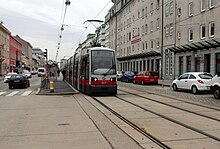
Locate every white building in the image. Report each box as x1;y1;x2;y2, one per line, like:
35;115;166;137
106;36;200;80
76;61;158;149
108;0;220;80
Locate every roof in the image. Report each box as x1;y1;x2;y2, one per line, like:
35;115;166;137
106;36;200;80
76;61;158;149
117;51;161;61
169;38;220;53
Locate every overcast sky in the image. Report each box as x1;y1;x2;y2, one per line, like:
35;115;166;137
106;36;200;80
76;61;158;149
0;0;113;61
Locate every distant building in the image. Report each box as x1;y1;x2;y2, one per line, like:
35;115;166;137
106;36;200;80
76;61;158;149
108;0;220;80
0;23;10;76
10;36;22;73
14;35;33;70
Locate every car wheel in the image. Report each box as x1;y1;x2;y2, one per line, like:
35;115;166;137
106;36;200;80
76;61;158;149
213;86;220;99
191;86;198;94
141;80;144;85
172;84;178;91
133;80;136;84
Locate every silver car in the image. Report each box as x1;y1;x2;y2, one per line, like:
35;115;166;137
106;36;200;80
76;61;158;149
172;72;213;94
4;72;18;83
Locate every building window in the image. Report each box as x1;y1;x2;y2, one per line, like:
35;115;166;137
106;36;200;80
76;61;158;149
165;25;169;36
170;23;174;36
150;40;154;49
145;7;148;17
179;56;183;75
150;3;153;14
156;38;160;48
178;8;181;16
138;11;140;18
209;22;215;37
145;42;148;49
177;31;181;39
142;42;145;50
145;24;148;34
209;0;216;8
201;0;206;12
165;3;170;16
189;2;194;16
200;25;206;39
187;56;192;72
142;25;145;35
150;21;153;32
156;18;160;29
142;9;145;18
170;1;174;14
189;28;193;41
156;0;160;10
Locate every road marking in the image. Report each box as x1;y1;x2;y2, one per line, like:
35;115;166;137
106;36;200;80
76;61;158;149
0;92;6;95
21;91;32;96
6;91;19;96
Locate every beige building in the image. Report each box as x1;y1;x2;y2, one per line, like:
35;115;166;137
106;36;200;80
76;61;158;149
0;23;10;76
108;0;220;80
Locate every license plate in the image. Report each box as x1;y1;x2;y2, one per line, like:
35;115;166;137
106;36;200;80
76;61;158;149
150;79;154;81
14;80;20;82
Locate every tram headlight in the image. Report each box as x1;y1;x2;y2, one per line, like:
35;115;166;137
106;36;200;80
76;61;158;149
92;77;98;81
110;77;116;82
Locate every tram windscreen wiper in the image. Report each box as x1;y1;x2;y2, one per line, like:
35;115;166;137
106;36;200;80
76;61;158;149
102;65;115;76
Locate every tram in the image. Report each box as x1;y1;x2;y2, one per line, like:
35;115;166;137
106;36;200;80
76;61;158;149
64;46;117;95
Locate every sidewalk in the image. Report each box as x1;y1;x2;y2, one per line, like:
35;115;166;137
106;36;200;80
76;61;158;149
37;75;79;95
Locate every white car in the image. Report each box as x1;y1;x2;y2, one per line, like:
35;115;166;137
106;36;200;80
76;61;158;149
117;71;123;81
22;70;32;78
3;72;18;83
172;72;213;94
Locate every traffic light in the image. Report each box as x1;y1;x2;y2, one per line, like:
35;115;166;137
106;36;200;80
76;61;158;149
44;49;47;60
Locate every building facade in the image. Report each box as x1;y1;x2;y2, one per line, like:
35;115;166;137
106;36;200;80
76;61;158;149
9;36;22;73
108;0;220;80
0;23;10;76
14;35;33;71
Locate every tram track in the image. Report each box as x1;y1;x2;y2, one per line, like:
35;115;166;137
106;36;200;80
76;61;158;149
91;96;171;149
88;87;220;148
116;88;220;142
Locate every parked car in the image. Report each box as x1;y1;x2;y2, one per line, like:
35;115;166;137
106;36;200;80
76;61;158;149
22;70;32;78
210;71;220;99
172;72;213;94
3;72;17;83
121;71;136;82
38;67;46;77
8;74;30;89
117;71;124;81
133;70;159;85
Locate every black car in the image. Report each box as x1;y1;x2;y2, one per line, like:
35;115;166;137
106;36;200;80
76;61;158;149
8;74;30;89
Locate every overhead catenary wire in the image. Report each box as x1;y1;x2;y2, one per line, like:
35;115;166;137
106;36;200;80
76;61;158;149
65;0;111;57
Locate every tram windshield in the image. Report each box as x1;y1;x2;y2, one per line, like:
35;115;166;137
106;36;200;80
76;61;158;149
91;50;116;75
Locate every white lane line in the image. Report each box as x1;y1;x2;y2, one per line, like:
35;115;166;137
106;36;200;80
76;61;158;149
21;91;32;96
6;91;19;96
0;92;6;95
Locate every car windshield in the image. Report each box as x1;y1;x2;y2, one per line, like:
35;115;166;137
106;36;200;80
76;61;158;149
23;70;30;73
38;69;45;72
11;75;23;79
146;72;158;76
126;71;134;75
199;74;213;79
6;73;17;76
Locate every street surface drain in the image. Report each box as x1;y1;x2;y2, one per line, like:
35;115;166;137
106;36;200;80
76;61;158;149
58;123;70;126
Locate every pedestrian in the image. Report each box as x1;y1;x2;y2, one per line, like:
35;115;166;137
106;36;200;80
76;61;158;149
62;69;66;81
57;69;60;77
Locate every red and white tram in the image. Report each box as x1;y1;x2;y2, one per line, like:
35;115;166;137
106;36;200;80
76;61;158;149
65;46;117;95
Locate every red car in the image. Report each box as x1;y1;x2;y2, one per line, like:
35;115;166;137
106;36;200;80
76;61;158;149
133;70;158;85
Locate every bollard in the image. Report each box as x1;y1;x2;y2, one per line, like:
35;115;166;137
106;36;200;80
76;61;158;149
50;81;54;93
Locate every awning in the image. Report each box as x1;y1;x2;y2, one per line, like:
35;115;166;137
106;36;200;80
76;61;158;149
169;38;220;53
117;51;161;61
